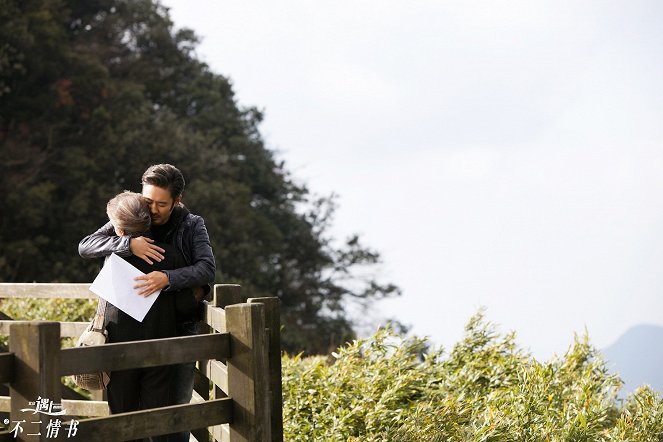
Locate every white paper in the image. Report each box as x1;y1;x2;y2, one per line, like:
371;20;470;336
89;253;161;322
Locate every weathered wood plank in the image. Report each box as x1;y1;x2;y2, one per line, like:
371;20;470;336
213;284;245;308
63;399;109;417
2;386;195;416
0;321;89;338
226;303;270;442
59;321;90;338
0;283;93;299
207;358;230;441
0;353;14;384
60;333;230;375
0;321;88;337
192;364;211;442
193;365;210;399
9;322;61;441
0;319;17;335
249;297;283;442
191;425;209;440
75;398;233;441
205;304;227;333
206;359;229;394
211;422;230;442
193;314;214;442
191;389;205;404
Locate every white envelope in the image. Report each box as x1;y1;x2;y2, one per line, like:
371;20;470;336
89;253;161;322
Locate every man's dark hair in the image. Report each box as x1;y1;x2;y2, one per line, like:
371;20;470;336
141;164;185;199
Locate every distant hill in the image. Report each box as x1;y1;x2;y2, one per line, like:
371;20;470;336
602;324;663;396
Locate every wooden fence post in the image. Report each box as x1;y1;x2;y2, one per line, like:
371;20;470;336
248;298;282;442
214;284;245;308
225;303;270;442
9;322;61;442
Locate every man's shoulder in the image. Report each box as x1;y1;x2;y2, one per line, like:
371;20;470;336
179;211;206;233
182;211;203;224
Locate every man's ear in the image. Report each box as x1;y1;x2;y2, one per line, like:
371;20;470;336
175;196;182;207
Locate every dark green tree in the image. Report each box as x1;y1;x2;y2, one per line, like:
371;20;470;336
0;0;401;354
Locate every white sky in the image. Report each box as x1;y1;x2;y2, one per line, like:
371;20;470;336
162;0;663;359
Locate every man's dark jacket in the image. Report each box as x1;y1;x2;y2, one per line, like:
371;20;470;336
78;206;216;293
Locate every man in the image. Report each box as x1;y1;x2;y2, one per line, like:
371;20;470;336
79;164;215;441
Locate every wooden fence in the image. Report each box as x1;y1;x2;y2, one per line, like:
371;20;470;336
0;283;283;442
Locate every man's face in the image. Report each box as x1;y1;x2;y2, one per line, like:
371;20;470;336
142;184;179;226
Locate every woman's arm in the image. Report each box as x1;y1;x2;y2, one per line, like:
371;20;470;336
79;222;165;263
78;222;131;259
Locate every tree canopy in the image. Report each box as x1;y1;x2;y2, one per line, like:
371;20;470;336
0;0;400;354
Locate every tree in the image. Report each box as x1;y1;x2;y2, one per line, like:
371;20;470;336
0;0;401;354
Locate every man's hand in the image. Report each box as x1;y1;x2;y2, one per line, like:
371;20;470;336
134;271;169;297
130;236;165;265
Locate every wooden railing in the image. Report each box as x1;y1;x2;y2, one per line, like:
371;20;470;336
0;283;283;442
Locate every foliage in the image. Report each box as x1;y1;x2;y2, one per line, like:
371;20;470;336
283;313;663;441
0;297;95;353
1;298;96;322
0;0;400;354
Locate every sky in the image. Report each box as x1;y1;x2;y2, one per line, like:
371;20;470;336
161;0;663;360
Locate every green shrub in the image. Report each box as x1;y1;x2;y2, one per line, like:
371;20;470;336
0;297;97;323
283;312;662;441
283;330;441;441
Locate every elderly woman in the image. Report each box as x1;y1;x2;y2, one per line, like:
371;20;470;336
83;191;191;441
